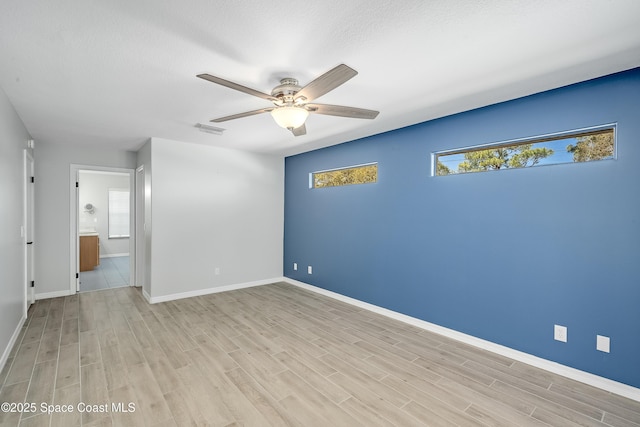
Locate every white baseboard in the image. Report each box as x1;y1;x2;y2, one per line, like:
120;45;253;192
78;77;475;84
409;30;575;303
283;278;640;402
33;275;638;401
142;288;151;303
100;253;129;259
146;277;281;304
36;289;73;300
0;314;27;375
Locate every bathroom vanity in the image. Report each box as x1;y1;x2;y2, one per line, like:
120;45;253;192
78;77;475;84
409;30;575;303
80;232;100;271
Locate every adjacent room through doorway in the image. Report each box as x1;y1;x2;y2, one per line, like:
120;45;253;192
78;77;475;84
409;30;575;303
77;169;132;292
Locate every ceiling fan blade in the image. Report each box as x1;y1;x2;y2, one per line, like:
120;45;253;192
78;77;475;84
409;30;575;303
210;107;274;123
197;74;277;102
306;103;379;119
295;64;358;102
291;124;307;137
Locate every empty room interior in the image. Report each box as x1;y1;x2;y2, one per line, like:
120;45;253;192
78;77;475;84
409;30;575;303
1;1;640;426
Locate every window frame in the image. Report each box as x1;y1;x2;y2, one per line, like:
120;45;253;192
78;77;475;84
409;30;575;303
309;162;378;189
108;188;130;239
432;124;617;177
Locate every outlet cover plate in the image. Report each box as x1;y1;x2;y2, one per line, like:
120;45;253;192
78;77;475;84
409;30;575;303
597;335;610;353
554;324;567;342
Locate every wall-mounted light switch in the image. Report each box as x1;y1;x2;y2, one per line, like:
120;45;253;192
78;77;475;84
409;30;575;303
307;266;312;274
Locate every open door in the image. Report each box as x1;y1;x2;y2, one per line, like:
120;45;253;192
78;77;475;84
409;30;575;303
24;149;35;312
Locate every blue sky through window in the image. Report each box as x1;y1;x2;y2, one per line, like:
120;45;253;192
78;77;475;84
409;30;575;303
436;130;614;175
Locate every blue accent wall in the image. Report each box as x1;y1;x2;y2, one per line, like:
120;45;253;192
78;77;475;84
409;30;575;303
284;68;640;388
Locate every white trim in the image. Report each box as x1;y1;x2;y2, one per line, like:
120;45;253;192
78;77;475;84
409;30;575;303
100;253;129;259
312;161;378;175
80;170;133;177
135;165;146;291
433;123;617;156
36;289;74;300
0;315;27;374
142;288;151;303
23;149;35;316
147;277;280;304
283;278;640;402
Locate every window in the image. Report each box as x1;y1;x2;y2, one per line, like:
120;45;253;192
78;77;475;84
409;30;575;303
434;126;615;176
108;189;130;238
311;163;378;188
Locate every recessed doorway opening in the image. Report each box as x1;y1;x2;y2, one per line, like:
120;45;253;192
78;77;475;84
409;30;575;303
70;165;135;293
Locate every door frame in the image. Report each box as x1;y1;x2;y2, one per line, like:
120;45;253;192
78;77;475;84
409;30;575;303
23;149;35;315
69;164;135;294
135;165;145;289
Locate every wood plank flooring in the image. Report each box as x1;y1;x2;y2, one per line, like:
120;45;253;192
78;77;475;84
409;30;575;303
1;282;639;426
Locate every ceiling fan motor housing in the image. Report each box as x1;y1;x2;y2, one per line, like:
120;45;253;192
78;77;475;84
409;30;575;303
271;78;303;104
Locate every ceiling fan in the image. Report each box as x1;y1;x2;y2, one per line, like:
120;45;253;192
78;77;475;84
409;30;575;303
197;64;379;136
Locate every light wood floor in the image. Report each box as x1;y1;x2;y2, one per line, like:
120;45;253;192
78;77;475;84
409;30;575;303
1;282;639;427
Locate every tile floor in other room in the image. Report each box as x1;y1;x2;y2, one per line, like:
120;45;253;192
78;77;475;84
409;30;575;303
79;256;129;292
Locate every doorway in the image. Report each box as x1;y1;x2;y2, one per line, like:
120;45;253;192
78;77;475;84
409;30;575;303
70;165;135;293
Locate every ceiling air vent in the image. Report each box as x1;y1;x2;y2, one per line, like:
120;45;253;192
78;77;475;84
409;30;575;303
195;123;225;135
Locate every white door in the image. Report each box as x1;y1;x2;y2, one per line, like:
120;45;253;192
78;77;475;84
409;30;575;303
24;150;35;310
74;169;80;292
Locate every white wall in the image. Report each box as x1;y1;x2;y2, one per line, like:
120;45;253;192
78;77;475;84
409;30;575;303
78;171;130;256
140;137;283;301
0;87;31;368
34;142;137;297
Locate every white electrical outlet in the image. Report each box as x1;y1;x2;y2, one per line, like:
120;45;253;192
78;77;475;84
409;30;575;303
293;263;298;271
596;335;610;353
307;266;312;274
554;324;567;342
214;267;220;275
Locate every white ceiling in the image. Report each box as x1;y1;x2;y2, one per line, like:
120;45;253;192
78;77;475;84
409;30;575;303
1;1;639;157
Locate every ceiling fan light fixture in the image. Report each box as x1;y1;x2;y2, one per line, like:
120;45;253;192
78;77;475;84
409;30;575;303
270;106;309;130
198;64;378;137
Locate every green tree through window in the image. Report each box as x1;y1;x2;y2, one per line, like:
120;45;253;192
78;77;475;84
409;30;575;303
566;131;614;162
457;144;554;173
312;164;377;188
435;127;614;176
